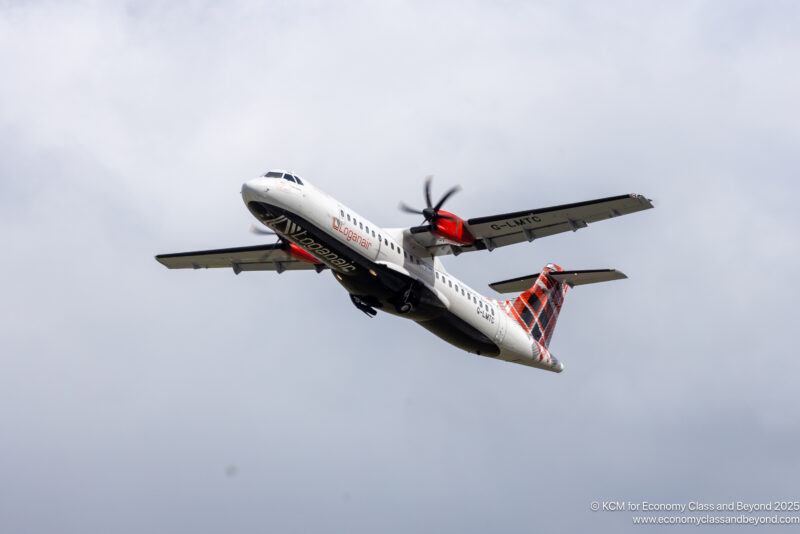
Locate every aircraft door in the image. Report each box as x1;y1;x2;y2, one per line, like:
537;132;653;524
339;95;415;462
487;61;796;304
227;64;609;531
494;308;508;344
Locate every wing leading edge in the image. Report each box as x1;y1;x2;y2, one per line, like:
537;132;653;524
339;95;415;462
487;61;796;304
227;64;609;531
407;193;653;255
155;244;321;274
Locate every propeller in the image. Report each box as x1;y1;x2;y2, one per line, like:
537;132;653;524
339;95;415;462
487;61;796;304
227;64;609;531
399;175;460;224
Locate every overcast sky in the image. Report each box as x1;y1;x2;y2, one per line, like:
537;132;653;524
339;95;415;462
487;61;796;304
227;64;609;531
1;1;799;532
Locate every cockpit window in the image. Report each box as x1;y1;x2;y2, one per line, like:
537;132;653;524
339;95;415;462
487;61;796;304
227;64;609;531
264;171;283;178
282;174;304;185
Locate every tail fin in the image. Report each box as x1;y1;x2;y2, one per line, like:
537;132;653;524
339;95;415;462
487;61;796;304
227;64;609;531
493;265;627;349
508;264;567;349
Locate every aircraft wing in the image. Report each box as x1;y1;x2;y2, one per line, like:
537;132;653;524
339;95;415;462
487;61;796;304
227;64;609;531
155;244;321;274
408;193;653;256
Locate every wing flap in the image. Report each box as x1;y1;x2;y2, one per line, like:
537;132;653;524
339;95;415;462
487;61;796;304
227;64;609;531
155;244;319;272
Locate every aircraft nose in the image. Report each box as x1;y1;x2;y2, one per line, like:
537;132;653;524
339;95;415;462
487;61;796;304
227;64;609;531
241;178;269;202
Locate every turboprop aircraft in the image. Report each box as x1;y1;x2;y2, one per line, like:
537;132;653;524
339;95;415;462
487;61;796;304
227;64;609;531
156;170;653;372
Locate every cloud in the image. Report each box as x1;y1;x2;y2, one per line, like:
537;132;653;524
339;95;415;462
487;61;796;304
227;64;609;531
1;1;799;532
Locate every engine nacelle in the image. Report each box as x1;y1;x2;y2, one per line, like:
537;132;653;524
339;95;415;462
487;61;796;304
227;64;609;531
285;242;323;264
431;211;475;246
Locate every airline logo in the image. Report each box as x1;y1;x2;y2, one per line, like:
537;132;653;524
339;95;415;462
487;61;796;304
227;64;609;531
262;214;357;273
332;218;373;251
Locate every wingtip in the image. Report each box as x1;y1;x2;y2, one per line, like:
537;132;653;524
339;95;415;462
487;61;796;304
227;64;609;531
633;194;655;208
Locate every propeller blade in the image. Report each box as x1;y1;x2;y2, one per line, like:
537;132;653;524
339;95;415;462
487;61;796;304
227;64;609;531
433;185;461;212
250;224;276;236
424;175;434;208
400;175;462;225
399;202;425;215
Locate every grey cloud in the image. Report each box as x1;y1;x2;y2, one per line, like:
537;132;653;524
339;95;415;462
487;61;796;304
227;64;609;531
1;1;799;533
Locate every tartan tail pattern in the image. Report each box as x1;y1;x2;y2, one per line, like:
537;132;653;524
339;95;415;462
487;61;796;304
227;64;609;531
508;264;569;349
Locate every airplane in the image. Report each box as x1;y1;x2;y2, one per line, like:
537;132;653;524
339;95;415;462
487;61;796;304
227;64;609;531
155;170;653;372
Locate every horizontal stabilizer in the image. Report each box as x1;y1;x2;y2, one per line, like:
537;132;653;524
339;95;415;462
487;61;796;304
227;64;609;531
550;269;627;287
490;269;627;293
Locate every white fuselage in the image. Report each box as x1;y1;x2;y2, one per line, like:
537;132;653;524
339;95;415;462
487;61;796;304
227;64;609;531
241;175;561;371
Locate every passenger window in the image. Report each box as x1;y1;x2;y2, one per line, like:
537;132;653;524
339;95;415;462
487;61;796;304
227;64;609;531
359;222;363;230
384;238;388;246
372;230;376;237
435;272;439;279
448;280;452;288
461;288;465;296
347;213;351;221
365;225;369;233
390;243;394;250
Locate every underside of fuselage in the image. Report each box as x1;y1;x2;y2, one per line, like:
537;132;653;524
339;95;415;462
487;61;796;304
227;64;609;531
247;200;501;357
415;312;501;357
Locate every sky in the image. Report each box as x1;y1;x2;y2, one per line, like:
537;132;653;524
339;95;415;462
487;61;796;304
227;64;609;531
1;1;799;532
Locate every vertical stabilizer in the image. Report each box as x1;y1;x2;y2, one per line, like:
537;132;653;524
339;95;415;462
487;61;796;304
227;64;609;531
508;264;568;349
